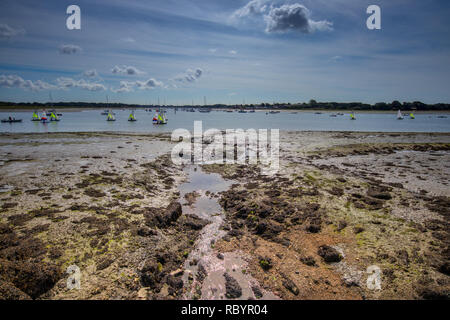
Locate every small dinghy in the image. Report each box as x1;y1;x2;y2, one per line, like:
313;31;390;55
397;109;404;120
1;117;22;123
106;110;116;121
50;112;60;122
31;111;41;121
128;111;137;122
153;110;167;124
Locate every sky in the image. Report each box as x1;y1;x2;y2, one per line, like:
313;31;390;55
0;0;449;105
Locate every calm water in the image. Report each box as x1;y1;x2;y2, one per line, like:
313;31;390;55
0;109;449;133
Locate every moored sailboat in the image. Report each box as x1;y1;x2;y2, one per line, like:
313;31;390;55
106;110;116;121
128;110;137;122
153;109;167;124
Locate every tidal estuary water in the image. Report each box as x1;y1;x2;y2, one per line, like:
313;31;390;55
1;109;449;133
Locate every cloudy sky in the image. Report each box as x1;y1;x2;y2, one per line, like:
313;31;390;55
0;0;449;105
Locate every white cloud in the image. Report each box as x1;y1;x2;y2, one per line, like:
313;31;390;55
231;0;268;20
264;4;333;34
231;2;332;35
0;74;55;91
83;69;98;78
112;78;164;92
229;50;237;55
111;81;135;93
0;24;25;39
111;65;144;75
173;68;203;83
59;44;82;55
135;78;164;90
1;74;106;92
56;77;106;91
208;48;217;53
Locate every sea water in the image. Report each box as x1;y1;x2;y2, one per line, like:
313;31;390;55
0;109;449;133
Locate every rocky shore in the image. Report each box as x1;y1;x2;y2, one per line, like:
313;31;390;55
0;131;449;299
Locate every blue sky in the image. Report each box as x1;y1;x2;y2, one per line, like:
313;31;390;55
0;0;449;105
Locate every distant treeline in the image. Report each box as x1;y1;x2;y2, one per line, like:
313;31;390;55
0;100;449;111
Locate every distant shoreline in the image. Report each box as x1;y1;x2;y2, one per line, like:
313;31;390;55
1;106;450;113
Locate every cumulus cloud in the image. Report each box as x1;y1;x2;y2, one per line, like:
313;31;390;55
264;4;332;34
59;44;82;54
231;1;332;34
231;0;268;20
135;78;163;90
111;81;135;93
0;74;106;92
0;74;55;91
111;65;144;76
112;78;163;92
83;69;98;78
0;24;25;39
56;77;106;91
173;68;203;83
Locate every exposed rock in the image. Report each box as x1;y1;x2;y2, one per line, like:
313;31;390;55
0;280;31;300
164;201;182;224
139;259;163;289
318;245;342;263
251;285;263;299
300;256;317;267
281;274;299;295
224;273;242;299
0;259;61;299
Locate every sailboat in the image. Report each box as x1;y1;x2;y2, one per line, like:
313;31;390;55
350;112;356;120
31;110;41;121
397;109;404;120
48;93;61;120
105;96;115;121
106;110;116;121
153;109;167;124
409;113;415;119
128;110;137;122
50;111;60;121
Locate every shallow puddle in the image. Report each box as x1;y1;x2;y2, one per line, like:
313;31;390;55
179;165;278;300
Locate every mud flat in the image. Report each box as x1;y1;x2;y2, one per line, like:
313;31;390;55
0;131;449;300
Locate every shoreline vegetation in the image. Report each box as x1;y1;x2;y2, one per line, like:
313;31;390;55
1;100;450;111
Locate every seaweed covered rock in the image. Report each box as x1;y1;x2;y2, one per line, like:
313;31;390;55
0;259;61;299
0;280;31;300
165;201;182;224
224;273;242;299
144;202;183;228
318;245;342;263
139;259;163;289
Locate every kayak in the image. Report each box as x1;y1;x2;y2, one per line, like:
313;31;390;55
1;119;22;123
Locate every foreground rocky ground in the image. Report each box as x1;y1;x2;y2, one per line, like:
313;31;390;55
0;131;449;299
